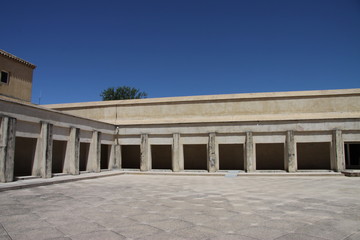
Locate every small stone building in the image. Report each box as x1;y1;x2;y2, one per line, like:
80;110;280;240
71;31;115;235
0;50;36;102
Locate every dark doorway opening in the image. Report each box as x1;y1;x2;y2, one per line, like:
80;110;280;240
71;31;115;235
79;142;90;171
256;143;285;170
101;144;111;170
183;144;207;170
345;143;360;169
14;137;37;177
122;145;141;169
219;144;244;170
297;142;331;169
151;145;172;170
52;140;67;174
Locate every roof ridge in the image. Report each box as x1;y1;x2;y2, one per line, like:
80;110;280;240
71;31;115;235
0;49;36;69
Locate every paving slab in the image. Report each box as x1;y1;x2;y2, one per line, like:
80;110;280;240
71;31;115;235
0;170;343;192
0;175;360;240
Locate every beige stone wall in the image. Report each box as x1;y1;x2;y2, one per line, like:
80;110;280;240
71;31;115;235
1;92;360;181
0;53;35;102
45;89;360;125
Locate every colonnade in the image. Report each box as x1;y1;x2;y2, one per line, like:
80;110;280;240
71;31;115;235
0;116;118;183
133;130;345;173
0;115;349;183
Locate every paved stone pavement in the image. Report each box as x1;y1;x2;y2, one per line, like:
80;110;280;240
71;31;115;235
1;175;360;240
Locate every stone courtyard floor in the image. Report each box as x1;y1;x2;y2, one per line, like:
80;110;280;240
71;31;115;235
0;175;360;240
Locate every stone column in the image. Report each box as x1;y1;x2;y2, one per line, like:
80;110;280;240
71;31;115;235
115;144;122;169
108;143;120;169
0;117;16;183
33;122;53;178
140;134;151;171
172;133;183;172
111;127;121;169
64;127;80;175
331;129;345;172
208;132;218;172
244;132;256;172
87;131;101;172
285;131;297;172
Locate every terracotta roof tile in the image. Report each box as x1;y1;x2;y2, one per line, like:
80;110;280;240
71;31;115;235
0;49;36;69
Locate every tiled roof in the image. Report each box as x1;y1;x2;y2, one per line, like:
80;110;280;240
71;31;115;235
0;49;36;69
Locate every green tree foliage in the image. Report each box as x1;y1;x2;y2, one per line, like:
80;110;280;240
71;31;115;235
100;86;148;100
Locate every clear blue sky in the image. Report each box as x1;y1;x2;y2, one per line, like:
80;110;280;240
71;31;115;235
1;0;359;104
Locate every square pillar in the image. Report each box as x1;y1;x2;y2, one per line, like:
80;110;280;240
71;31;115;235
115;144;122;169
111;127;121;169
208;132;218;172
172;133;183;172
87;131;101;172
109;143;120;169
331;129;345;172
244;132;256;172
33;122;53;178
64;127;80;175
140;134;151;171
0;117;17;183
285;131;297;172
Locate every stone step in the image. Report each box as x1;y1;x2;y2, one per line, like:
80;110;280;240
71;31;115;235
342;170;360;177
15;175;41;181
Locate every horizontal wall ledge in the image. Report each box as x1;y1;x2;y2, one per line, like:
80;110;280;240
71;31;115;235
113;113;360;125
44;88;360;109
